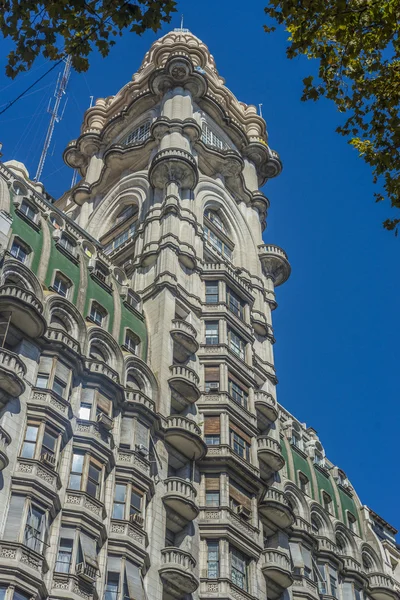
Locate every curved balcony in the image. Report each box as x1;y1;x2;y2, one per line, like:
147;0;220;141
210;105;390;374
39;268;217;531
254;390;278;425
258;487;295;534
0;284;46;338
169;364;200;408
251;310;271;337
258;244;291;286
163;477;199;524
367;573;399;600
84;358;120;385
164;416;207;462
0;347;26;397
170;319;199;361
257;435;285;475
149;147;198;190
261;548;293;599
0;425;10;470
159;547;198;598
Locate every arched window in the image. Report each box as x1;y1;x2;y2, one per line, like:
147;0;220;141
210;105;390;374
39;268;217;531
89;342;108;363
322;491;333;513
102;204;138;256
203;209;233;261
201;122;230;151
10;237;31;264
123;120;151;146
347;512;358;534
311;514;322;535
362;553;374;573
299;472;309;495
336;533;346;555
50;313;71;332
3;273;24;287
126;373;141;390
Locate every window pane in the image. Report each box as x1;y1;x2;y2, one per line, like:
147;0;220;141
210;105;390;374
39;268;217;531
112;503;124;519
72;453;84;473
130;492;141;512
79;403;91;420
43;429;57;454
86;479;98;498
114;484;126;503
53;378;66;397
89;462;101;483
69;474;82;489
25;425;39;442
36;375;49;389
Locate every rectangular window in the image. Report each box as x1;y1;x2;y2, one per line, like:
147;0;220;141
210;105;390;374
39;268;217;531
125;331;137;354
87;460;101;498
207;541;219;578
113;484;126;519
36;374;49;389
69;452;84;490
20;201;36;221
79;402;91;420
90;303;105;326
42;426;57;458
59;235;75;254
317;563;327;595
206;491;220;507
52;377;66;398
226;287;244;319
329;566;338;598
205;434;220;445
205;321;219;345
230;428;250;461
56;538;73;573
231;547;247;590
105;572;120;600
53;274;69;297
24;504;46;553
205;281;219;304
10;240;28;263
228;329;246;360
21;425;39;459
229;376;248;409
204;366;220;393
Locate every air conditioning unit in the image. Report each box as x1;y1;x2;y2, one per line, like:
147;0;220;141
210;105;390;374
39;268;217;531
235;505;251;519
136;444;148;457
129;513;144;527
97;413;114;431
208;382;219;391
40;452;56;468
76;561;97;583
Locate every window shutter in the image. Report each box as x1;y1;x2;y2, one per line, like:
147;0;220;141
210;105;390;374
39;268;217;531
80;531;97;564
4;495;25;541
121;416;133;447
55;361;70;383
289;542;304;569
205;475;220;491
204;416;220;434
229;480;251;509
126;559;144;600
205;367;220;382
81;388;95;403
60;526;76;539
39;356;53;374
229;421;251;444
107;555;121;573
97;393;111;415
228;372;248;392
135;421;149;449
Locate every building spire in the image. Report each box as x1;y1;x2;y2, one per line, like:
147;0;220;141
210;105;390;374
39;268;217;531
174;14;189;33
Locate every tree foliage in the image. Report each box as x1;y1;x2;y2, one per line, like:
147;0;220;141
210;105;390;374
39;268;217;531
264;0;400;232
0;0;177;78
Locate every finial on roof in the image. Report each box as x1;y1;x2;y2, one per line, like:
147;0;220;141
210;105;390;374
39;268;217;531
173;14;190;33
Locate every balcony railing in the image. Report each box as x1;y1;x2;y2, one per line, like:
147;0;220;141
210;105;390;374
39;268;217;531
0;347;26;397
160;547;199;596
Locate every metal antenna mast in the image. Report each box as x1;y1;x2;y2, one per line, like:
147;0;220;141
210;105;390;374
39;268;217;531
34;55;72;182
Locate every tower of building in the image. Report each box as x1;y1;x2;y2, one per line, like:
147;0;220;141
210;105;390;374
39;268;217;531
0;28;398;600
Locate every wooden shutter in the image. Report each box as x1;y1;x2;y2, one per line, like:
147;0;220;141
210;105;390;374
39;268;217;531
107;555;121;573
205;475;220;491
229;480;251;509
229;421;251;444
97;393;111;415
4;495;25;541
205;367;220;382
120;416;133;447
228;372;248;392
126;559;144;600
39;356;53;374
135;421;149;449
204;416;220;434
55;360;70;383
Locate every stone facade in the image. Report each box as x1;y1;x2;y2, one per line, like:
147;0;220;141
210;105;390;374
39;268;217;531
0;27;398;600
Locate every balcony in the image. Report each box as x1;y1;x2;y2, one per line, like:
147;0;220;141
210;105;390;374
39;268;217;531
84;358;120;386
261;548;293;599
169;364;200;409
0;425;10;470
52;571;96;600
116;448;150;477
257;436;285;476
163;477;199;525
45;327;81;355
0;541;46;588
367;573;399;600
258;487;295;534
199;507;259;545
258;244;291;286
124;388;156;417
292;575;320;600
0;348;26;397
0;284;46;337
170;319;199;361
64;489;106;526
75;419;113;452
149;147;198;190
254;390;278;425
15;458;61;498
164;416;207;462
251;310;271;338
199;580;257;600
202;443;259;482
108;518;148;564
159;547;198;598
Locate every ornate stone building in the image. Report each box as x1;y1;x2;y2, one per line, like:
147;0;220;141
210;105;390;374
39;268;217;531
0;27;398;600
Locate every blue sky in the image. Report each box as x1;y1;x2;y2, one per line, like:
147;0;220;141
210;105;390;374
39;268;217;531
0;0;398;529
